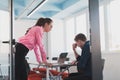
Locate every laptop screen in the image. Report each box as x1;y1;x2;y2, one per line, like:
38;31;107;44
58;52;68;63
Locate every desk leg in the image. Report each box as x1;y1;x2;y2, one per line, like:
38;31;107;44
46;66;50;80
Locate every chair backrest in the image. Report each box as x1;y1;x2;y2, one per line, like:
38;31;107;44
101;59;105;70
52;57;58;60
101;59;105;80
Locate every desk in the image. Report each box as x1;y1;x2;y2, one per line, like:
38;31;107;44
38;63;75;80
29;63;76;80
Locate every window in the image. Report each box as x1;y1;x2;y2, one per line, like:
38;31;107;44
109;0;120;50
76;13;87;36
65;18;75;52
98;0;120;52
99;6;105;51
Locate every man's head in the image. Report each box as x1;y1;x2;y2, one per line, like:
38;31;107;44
74;33;87;48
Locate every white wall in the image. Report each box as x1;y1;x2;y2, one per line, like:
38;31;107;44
0;10;10;76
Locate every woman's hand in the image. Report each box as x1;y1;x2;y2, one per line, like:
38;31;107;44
42;61;53;67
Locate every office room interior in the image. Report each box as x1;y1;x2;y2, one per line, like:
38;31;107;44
0;0;120;80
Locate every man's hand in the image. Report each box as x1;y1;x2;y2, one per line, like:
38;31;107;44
72;43;79;59
71;60;77;65
72;43;77;51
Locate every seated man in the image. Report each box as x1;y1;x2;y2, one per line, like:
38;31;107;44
65;33;92;80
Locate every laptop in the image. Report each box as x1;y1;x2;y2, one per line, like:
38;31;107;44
52;52;68;65
58;52;68;64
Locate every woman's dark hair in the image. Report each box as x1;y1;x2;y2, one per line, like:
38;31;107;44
35;17;53;27
25;17;52;35
25;27;32;35
74;33;87;41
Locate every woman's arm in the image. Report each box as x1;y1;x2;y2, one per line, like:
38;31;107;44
35;28;47;63
33;45;42;63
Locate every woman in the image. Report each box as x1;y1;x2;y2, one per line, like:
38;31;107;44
15;18;53;80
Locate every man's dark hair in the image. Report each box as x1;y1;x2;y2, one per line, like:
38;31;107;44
74;33;87;41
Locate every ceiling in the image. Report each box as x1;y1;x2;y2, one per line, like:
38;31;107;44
0;0;89;20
